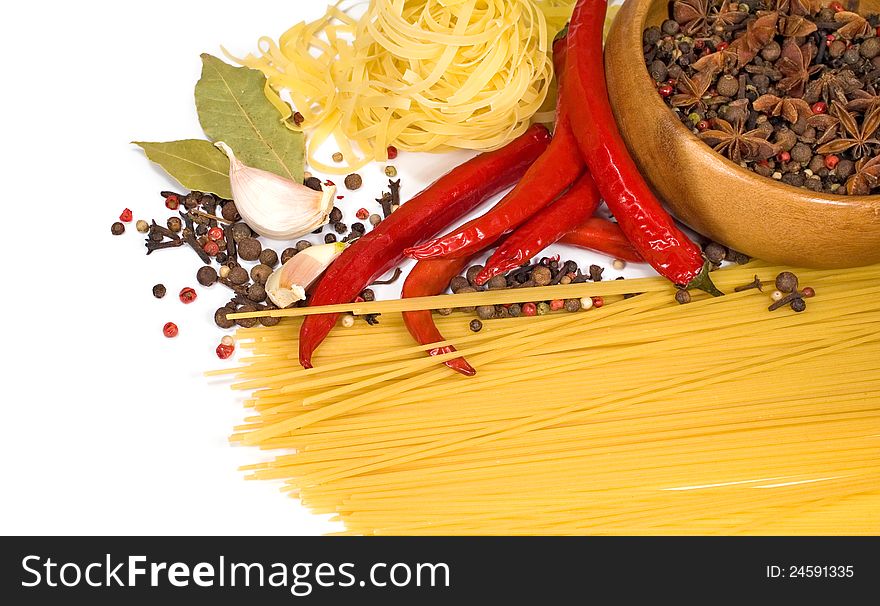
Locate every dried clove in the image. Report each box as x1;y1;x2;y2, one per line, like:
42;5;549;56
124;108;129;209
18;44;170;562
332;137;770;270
149;220;180;241
388;179;401;210
376;192;393;218
768;291;804;312
145;239;184;254
734;275;764;292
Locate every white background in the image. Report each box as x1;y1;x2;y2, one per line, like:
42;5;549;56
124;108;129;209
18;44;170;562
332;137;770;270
0;0;641;535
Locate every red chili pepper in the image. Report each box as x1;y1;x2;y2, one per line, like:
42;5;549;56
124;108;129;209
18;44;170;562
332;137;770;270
565;0;720;295
298;125;551;368
405;34;584;261
401;255;481;377
474;172;600;285
559;217;643;263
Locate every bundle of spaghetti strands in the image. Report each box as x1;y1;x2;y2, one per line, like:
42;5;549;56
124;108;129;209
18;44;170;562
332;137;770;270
232;0;580;173
212;262;880;535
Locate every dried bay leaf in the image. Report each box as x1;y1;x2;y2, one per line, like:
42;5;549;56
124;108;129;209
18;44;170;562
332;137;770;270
195;54;304;183
134;139;232;199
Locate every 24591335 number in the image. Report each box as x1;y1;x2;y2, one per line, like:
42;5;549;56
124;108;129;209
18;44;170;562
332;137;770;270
789;565;853;578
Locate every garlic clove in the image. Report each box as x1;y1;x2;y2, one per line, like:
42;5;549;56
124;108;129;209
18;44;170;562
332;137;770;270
266;241;347;308
215;141;335;239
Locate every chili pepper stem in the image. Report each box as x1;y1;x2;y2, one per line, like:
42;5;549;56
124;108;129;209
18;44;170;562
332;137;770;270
685;262;725;297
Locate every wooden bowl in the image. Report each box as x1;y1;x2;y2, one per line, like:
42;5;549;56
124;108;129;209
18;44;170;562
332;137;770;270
604;0;880;268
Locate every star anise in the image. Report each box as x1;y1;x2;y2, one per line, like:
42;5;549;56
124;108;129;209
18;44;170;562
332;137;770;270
711;0;750;31
846;87;880;114
817;102;880;158
692;45;738;73
699;118;778;163
670;69;714;111
778;14;818;38
729;12;780;67
846;156;880;195
673;0;710;35
804;68;862;105
753;94;813;124
807;113;842;146
834;11;873;40
774;0;821;17
776;40;821;98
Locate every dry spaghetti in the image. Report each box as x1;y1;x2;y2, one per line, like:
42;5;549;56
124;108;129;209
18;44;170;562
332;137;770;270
215;262;880;534
231;0;579;173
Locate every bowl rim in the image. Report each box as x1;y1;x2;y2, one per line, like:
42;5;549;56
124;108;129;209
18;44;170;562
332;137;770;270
619;0;880;206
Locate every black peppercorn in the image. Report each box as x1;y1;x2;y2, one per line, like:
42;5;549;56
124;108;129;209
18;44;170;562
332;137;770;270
247;283;267;303
228;266;249;285
449;276;470;293
675;289;691;305
466;265;484;286
184;191;201;209
564;298;581;312
436;307;453;316
111;222;125;235
469;319;483;332
231;223;252;242
329;207;343;224
235;305;259;328
476;305;496;320
344;173;363;190
251;264;273;285
281;247;298;263
704;242;727;264
295;240;312;252
304;177;323;191
238;237;262;261
487;275;507;290
361;288;375;302
214;306;235;329
324;233;337;243
775;271;798;293
197;266;218;286
195;224;208;237
215;252;229;264
259;249;279;267
790;298;807;313
351;222;366;233
532;266;552;286
221;201;239;222
508;303;522;317
260;314;281;327
660;19;679;36
334;222;347;235
152;284;167;299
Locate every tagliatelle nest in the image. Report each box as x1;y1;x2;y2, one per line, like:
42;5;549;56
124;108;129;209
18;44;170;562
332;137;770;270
232;0;586;173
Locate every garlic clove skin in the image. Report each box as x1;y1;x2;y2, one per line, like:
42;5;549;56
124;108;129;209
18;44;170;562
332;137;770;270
216;141;335;239
266;241;347;308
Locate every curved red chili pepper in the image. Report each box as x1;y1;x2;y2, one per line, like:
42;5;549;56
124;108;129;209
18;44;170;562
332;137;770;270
565;0;721;294
298;125;552;368
401;255;481;377
559;217;643;263
474;171;601;285
404;36;583;261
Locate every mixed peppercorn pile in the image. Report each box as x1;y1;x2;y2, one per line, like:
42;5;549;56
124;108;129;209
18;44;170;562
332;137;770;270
646;0;880;194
